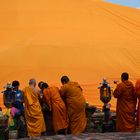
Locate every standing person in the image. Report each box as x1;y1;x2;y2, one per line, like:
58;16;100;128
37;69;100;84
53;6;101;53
38;81;54;135
12;80;26;138
113;72;137;132
60;76;87;135
3;83;15;108
23;79;46;138
3;83;15;129
12;81;24;113
42;82;68;134
135;79;140;128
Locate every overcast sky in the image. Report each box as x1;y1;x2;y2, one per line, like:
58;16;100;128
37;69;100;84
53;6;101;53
106;0;140;8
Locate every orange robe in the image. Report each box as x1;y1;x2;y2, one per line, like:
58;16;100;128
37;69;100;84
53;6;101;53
23;86;46;137
135;79;140;128
61;82;87;134
113;81;137;132
43;86;68;133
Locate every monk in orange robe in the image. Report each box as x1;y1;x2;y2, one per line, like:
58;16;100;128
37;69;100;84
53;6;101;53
135;79;140;128
60;76;87;135
23;79;46;137
42;82;68;134
113;73;137;132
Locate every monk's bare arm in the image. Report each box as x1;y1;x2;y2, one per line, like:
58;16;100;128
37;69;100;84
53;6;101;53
43;89;51;111
60;86;67;97
113;84;123;98
136;90;140;98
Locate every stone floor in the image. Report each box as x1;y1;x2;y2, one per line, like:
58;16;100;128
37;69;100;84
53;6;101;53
17;132;140;140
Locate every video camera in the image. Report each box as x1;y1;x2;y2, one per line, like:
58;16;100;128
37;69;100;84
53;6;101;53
2;83;15;108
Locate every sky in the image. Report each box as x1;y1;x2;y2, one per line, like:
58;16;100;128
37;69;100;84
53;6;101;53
106;0;140;8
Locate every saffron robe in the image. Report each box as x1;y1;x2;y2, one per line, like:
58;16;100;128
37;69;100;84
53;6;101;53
61;82;87;134
43;86;68;133
113;81;137;132
23;86;46;137
135;79;140;128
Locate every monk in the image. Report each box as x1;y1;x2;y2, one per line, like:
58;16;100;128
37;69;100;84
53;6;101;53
23;79;46;137
135;79;140;128
38;81;54;135
113;72;137;132
42;82;68;134
60;76;87;135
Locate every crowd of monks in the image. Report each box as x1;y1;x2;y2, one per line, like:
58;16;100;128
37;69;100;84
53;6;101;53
3;73;140;138
22;76;86;138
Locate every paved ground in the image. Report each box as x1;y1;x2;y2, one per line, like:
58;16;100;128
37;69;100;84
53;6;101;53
17;132;140;140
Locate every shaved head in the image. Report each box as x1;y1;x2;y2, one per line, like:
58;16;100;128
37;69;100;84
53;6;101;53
121;72;129;81
29;78;36;87
61;76;70;85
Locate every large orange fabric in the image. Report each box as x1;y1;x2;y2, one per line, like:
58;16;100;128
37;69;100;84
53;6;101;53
135;79;140;128
61;82;87;134
43;86;68;133
0;0;140;110
113;81;137;132
23;86;46;137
